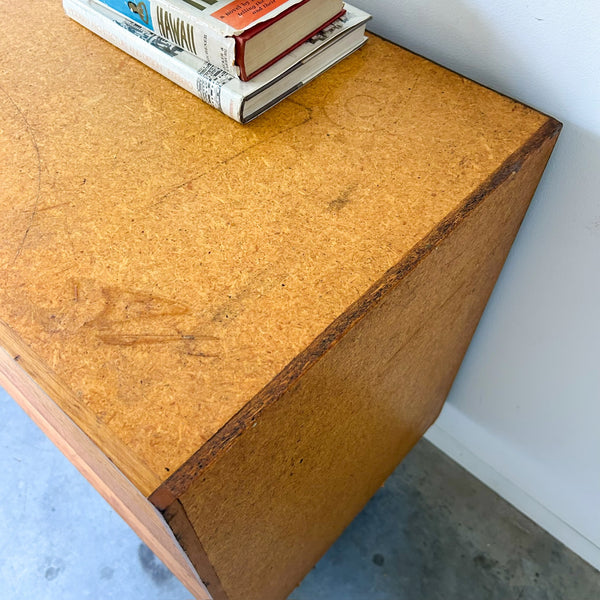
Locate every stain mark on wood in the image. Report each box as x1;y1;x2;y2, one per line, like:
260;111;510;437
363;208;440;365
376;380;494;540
85;287;191;330
328;184;357;212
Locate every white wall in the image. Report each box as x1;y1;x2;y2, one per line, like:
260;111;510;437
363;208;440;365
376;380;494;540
351;0;600;569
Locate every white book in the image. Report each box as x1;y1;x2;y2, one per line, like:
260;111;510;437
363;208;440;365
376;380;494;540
63;0;370;123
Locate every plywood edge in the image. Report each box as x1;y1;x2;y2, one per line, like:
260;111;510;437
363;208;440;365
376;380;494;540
0;318;160;495
149;116;561;509
0;339;212;600
164;500;230;600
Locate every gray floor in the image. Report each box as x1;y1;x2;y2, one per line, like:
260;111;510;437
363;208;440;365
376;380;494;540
0;387;598;599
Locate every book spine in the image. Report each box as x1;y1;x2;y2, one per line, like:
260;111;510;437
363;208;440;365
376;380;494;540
64;0;244;121
97;0;238;75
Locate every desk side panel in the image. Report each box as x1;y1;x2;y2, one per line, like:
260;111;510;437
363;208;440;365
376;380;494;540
174;124;559;600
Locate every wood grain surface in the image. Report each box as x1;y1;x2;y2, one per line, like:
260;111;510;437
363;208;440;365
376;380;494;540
0;1;553;488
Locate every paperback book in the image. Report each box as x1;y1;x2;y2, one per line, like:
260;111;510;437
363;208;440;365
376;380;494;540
97;0;345;80
64;0;370;123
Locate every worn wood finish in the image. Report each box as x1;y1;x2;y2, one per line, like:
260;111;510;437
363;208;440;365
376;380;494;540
1;1;560;599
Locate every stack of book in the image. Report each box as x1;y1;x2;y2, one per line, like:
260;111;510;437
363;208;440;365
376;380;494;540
64;0;371;123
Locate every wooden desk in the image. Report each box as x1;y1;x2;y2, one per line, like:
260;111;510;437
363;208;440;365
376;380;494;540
0;3;560;599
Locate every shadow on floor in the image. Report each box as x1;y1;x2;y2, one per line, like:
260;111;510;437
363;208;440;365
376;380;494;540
292;439;599;600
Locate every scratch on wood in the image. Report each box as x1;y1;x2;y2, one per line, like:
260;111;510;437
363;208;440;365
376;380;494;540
186;352;220;359
150;105;313;207
98;333;218;347
1;83;43;265
31;202;70;213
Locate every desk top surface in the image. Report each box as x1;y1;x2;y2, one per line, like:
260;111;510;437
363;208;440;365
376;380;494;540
0;1;551;493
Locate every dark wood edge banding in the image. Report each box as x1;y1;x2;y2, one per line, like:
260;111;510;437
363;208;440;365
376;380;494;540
164;500;229;600
150;116;562;509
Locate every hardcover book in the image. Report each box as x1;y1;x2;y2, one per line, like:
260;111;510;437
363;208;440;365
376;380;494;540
98;0;345;80
64;0;369;123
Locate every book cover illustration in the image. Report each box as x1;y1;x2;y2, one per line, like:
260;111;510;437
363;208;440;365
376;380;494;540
102;0;306;32
96;0;342;78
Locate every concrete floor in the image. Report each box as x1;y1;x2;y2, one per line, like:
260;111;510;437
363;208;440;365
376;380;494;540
0;387;598;599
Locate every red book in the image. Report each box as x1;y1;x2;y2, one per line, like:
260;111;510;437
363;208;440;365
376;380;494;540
228;0;346;81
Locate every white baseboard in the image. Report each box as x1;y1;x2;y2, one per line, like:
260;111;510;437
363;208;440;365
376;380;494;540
424;404;600;572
